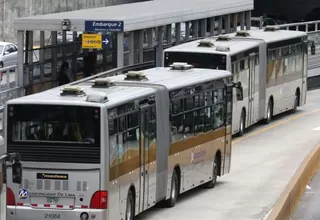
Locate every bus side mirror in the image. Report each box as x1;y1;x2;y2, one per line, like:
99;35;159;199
233;82;243;101
12;161;22;184
236;87;243;101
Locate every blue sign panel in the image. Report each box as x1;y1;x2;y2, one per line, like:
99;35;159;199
102;35;110;48
85;20;124;32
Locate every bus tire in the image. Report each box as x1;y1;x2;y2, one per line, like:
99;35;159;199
125;189;135;220
205;157;218;189
290;92;298;113
165;169;179;208
238;110;245;137
264;100;272;124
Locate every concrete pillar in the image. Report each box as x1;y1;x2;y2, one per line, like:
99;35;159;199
192;20;199;38
156;26;163;67
62;31;67;61
117;32;124;67
200;19;207;37
128;31;134;65
225;14;231;33
240;12;245;30
166;24;172;44
147;28;153;48
218;16;223;34
72;31;78;80
17;30;24;93
40;31;45;91
175;23;181;45
134;30;144;63
51;31;57;88
209;17;215;36
27;31;33;88
246;10;252;30
232;13;238;32
185;21;190;41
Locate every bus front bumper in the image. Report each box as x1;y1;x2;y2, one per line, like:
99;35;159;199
7;206;107;220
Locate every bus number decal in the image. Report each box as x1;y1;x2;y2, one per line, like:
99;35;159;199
45;214;60;219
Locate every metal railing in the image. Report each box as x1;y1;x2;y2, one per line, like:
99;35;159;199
0;65;27;134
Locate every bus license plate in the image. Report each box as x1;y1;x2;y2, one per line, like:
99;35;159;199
45;213;60;219
46;197;59;204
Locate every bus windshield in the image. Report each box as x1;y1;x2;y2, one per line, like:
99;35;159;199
164;52;227;70
7;104;100;145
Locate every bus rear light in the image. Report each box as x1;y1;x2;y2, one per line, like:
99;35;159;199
7;187;15;206
90;190;108;209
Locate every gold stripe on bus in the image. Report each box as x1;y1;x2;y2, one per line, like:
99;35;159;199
109;127;227;181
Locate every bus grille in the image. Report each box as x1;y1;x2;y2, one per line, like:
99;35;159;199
7;144;100;164
23;179;88;191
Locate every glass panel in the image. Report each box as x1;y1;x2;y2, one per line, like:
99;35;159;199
164;52;227;70
9;104;100;145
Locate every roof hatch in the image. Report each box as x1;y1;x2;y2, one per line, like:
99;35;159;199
124;71;148;81
60;86;85;96
198;39;214;47
264;26;280;32
91;78;115;88
216;35;232;41
236;30;250;37
170;62;193;70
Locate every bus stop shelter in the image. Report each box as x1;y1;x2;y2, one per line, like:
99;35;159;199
13;0;253;94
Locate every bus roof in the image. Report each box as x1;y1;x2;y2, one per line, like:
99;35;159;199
164;28;307;55
228;28;307;43
7;67;231;108
164;37;260;56
7;84;155;108
107;67;232;90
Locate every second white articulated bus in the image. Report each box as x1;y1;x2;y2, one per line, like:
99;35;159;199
164;26;309;136
4;64;243;220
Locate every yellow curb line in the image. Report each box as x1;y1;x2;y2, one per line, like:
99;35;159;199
267;143;320;220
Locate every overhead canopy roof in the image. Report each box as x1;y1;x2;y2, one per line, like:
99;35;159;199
14;0;253;32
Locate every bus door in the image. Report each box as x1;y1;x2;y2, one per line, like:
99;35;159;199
223;85;233;175
248;53;256;126
139;104;151;212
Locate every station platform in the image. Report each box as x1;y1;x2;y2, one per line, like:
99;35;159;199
292;167;320;220
133;89;320;220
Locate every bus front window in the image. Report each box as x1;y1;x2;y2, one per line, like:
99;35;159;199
7;104;101;164
164;52;227;70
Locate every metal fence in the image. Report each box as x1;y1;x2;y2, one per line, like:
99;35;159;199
0;65;23;135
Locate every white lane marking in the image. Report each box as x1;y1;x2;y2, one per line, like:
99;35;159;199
312;126;320;131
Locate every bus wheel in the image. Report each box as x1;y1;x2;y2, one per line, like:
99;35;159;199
264;100;272;124
165;169;179;207
125;190;135;220
205;157;218;188
290;93;298;113
238;110;245;137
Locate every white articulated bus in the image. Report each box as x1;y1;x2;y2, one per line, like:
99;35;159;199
4;64;243;220
164;26;309;136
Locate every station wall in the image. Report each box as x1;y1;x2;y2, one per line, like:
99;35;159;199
0;0;146;43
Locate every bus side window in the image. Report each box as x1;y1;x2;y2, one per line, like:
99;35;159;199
109;118;119;169
123;112;140;161
171;98;183;143
212;89;225;129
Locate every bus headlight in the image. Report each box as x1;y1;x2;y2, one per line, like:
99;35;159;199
80;212;89;220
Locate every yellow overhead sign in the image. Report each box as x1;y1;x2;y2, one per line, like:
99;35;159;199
82;34;102;49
